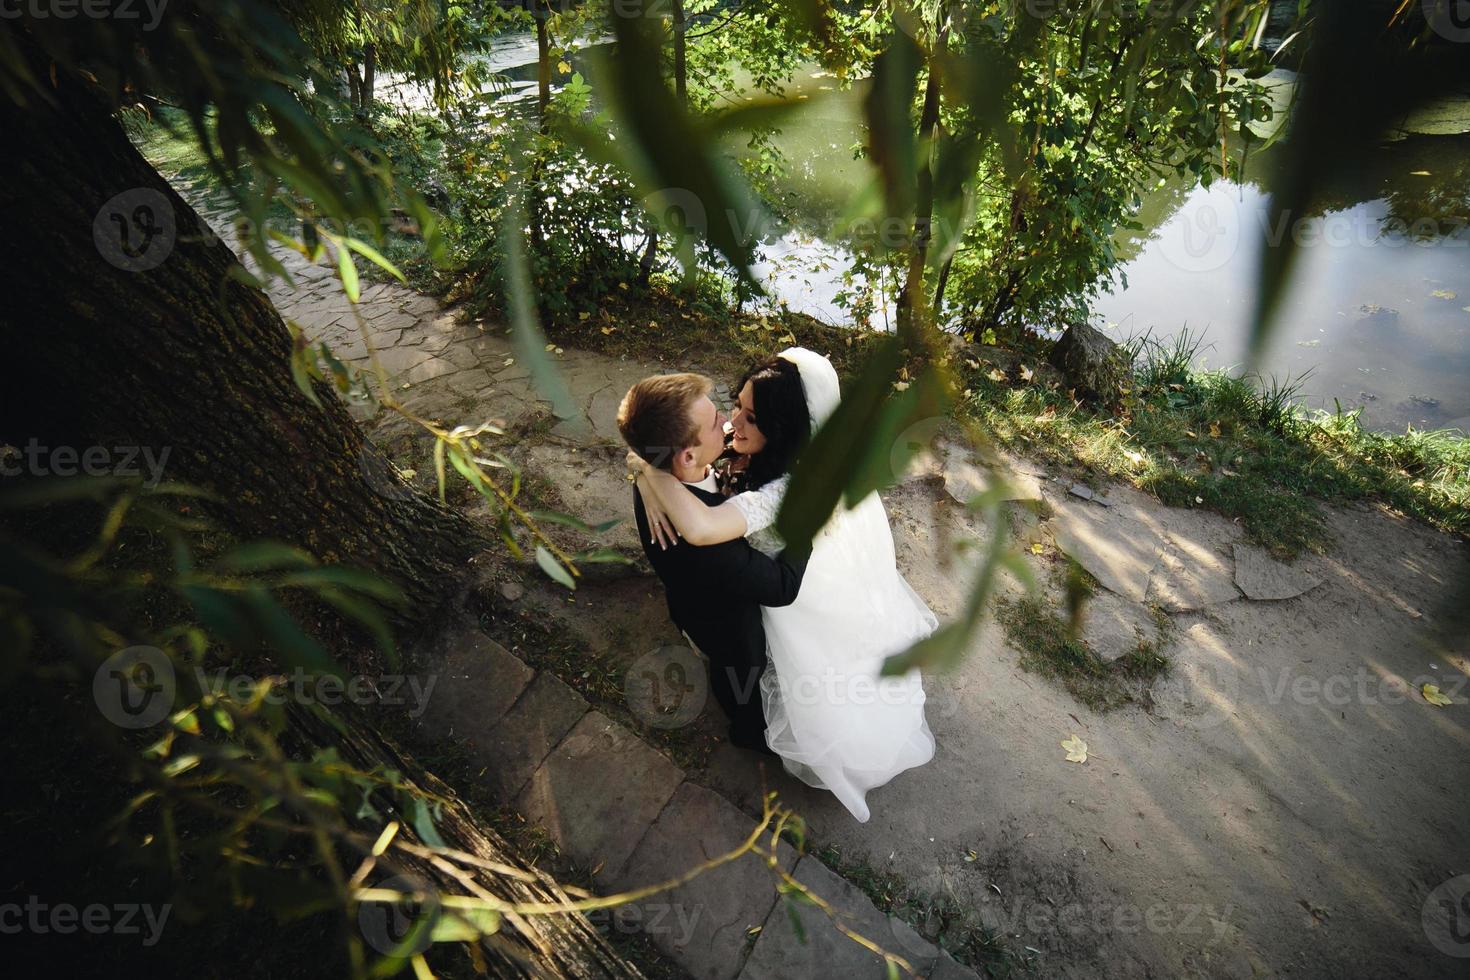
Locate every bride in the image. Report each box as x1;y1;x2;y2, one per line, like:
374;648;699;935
628;346;936;822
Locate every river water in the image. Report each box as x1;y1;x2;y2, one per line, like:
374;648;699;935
394;33;1470;434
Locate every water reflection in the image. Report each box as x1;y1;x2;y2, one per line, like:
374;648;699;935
394;37;1470;435
1096;130;1470;434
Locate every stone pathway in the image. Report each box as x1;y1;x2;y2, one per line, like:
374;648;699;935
410;620;978;980
193;193;1470;980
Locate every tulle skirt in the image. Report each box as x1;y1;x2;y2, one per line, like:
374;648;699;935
759;492;937;823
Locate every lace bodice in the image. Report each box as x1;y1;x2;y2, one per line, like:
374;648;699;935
728;474;788;557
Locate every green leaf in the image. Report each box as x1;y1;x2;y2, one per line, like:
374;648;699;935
314;584;399;668
572;547;634;565
274;566;405;605
863;29;921;223
783;893;808;944
335;240;360;303
535;545;575;590
433;438;447;505
774;342;949;550
431;907;501;943
240;587;348;680
409;794;447;848
211;542;317;574
344;236;406;283
526;510;595;534
586;5;768;284
499;169;579;421
498;511;524;561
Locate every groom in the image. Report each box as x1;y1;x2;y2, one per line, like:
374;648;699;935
616;372;808;753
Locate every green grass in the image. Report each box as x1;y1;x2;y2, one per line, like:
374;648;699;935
964;333;1470;558
995;588;1172;714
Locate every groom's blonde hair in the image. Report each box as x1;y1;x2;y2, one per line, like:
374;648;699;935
617;372;713;471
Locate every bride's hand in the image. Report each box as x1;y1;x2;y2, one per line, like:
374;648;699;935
636;475;679;550
625;450;650;479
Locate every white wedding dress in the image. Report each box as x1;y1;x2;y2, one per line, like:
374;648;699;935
727;347;937;823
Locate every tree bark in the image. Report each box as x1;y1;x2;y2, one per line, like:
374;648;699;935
536;10;552;132
895;14;947;339
672;0;688;106
293;703;648;979
362;43;376;107
0;62;485;634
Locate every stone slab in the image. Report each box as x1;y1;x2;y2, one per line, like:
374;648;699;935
482;671;589;801
615;783;799;979
1147;540;1240;612
739;855;974;980
1079;590;1159;664
1233;543;1322;601
515;711;684;881
941;453;1044;506
1049;498;1165;602
417;630;534;742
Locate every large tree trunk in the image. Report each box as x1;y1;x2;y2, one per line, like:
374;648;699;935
294;703;648;979
361;43;376;106
0;63;485;633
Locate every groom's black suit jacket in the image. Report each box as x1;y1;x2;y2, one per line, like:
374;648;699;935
633;481;807;741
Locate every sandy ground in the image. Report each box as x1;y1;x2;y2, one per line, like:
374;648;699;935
491;364;1470;980
220;203;1470;978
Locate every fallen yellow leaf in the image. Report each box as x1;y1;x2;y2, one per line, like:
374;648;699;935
1422;683;1453;707
1208;421;1222;438
987;368;1007;383
1019;364;1034;381
1430;289;1456;300
1031;542;1044;555
1061;734;1088;763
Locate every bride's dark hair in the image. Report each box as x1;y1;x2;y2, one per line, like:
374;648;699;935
729;355;810;491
